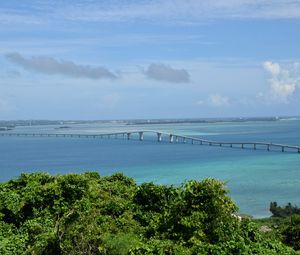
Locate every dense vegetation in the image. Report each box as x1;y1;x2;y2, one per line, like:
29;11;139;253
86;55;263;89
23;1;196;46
270;202;300;218
0;172;298;254
253;202;300;252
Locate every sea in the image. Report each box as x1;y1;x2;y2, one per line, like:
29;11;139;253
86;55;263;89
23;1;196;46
1;118;300;218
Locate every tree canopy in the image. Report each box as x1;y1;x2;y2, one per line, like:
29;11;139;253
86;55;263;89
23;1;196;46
0;172;297;254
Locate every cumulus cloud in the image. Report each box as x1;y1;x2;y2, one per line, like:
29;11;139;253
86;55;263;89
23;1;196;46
263;61;281;76
5;52;118;80
263;61;300;102
144;63;190;83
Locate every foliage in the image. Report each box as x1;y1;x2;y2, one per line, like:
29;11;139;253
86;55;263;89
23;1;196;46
270;202;300;218
282;215;300;250
0;172;297;254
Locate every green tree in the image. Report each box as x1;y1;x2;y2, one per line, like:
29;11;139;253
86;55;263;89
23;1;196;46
282;215;300;250
0;172;297;254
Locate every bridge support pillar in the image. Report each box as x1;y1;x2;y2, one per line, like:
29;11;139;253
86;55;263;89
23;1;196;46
127;133;131;140
191;139;194;144
175;136;179;143
139;132;144;141
282;146;284;152
157;133;162;142
267;145;270;151
169;134;174;143
254;144;256;150
183;138;186;143
298;148;300;153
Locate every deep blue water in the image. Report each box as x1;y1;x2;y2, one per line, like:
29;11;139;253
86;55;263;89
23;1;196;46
0;119;300;217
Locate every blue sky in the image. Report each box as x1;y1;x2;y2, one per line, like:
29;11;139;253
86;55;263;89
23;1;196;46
1;0;300;120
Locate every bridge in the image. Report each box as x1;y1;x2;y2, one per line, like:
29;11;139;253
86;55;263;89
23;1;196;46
0;130;300;153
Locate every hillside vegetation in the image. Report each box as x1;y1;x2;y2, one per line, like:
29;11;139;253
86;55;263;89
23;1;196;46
0;172;298;254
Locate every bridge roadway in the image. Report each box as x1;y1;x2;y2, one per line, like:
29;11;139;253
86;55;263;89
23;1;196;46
0;130;299;153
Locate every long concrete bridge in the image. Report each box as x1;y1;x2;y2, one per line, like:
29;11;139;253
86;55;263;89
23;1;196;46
0;130;299;153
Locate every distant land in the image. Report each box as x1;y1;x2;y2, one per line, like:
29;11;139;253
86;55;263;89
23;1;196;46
126;116;290;125
0;116;299;129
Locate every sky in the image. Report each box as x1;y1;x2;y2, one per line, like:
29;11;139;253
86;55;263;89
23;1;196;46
1;0;300;120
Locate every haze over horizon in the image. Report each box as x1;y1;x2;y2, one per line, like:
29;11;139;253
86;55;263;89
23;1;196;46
1;1;300;120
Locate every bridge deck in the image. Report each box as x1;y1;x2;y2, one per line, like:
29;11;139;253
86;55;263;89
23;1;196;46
0;130;299;153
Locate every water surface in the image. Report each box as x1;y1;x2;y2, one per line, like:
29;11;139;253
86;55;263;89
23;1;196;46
1;119;299;217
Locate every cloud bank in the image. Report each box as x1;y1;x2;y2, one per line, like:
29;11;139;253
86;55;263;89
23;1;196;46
263;61;300;102
144;63;190;83
4;0;300;26
57;0;300;23
5;53;118;80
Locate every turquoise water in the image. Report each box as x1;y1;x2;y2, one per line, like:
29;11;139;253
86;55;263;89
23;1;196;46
0;119;300;217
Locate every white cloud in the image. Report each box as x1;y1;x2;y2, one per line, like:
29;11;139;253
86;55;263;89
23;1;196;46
143;63;190;83
263;61;281;76
263;61;300;102
5;52;118;80
197;94;230;107
208;94;230;107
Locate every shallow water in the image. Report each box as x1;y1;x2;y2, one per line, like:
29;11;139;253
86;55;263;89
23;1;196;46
0;119;299;217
